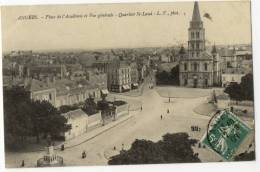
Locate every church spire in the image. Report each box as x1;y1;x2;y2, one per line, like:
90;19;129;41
211;44;217;54
192;1;201;22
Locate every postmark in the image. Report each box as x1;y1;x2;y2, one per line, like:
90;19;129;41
201;110;251;160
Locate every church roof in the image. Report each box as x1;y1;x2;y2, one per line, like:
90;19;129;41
192;1;201;22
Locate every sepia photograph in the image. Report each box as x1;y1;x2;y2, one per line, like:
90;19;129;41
0;0;255;168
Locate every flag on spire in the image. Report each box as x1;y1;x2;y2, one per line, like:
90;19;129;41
203;12;213;21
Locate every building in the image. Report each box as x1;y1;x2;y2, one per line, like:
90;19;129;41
24;78;57;107
86;70;108;90
54;79;101;108
107;60;131;92
130;62;139;88
179;1;222;88
221;68;247;87
235;50;252;70
93;59;132;92
61;109;88;140
25;64;67;80
219;48;236;69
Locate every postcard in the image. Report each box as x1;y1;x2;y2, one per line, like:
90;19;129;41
1;0;255;168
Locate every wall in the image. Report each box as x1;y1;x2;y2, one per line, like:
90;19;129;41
64;116;88;140
116;104;129;117
87;111;102;130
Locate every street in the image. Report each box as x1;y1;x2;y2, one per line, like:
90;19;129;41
6;78;225;167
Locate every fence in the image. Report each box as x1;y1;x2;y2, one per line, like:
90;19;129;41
229;100;254;107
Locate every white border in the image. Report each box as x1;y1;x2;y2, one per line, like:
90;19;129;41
0;0;259;172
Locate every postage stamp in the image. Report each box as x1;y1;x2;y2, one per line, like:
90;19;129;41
201;110;252;160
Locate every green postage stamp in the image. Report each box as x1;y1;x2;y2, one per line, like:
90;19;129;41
201;110;251;160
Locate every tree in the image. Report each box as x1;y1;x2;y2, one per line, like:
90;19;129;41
240;73;254;101
109;140;165;165
31;100;71;142
224;73;254;101
170;65;180;85
82;96;98;115
4;86;70;148
224;82;243;101
156;70;169;85
155;65;179;85
108;132;200;165
59;105;78;114
160;133;200;163
3;86;34;148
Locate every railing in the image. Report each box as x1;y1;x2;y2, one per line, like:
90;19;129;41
36;155;63;167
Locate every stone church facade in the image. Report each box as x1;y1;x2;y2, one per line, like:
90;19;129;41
179;1;222;88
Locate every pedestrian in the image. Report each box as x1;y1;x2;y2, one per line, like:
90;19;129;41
82;151;86;159
121;143;125;150
61;144;64;151
167;109;169;114
113;146;116;150
160;115;163;120
141;106;142;111
21;160;25;167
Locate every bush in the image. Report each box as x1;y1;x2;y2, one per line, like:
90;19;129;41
108;132;200;165
224;73;254;101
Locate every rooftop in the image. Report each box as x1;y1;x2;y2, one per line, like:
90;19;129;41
62;109;87;120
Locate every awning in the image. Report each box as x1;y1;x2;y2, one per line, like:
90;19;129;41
133;83;139;87
101;89;109;95
122;85;130;90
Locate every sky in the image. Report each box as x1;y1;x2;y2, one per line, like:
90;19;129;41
1;1;252;51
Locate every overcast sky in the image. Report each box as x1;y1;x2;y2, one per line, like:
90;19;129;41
1;1;251;51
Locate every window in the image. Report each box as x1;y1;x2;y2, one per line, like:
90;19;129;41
194;63;198;71
184;63;187;71
191;32;194;39
197;52;199;57
184;79;188;85
196;32;200;38
204;63;208;71
196;43;199;49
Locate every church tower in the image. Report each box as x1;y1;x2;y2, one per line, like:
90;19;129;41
188;1;205;58
179;1;221;88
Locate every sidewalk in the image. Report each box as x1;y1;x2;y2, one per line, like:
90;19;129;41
56;112;134;150
110;82;146;97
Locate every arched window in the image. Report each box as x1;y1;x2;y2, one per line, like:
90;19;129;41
204;63;208;71
191;32;194;39
196;32;200;38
